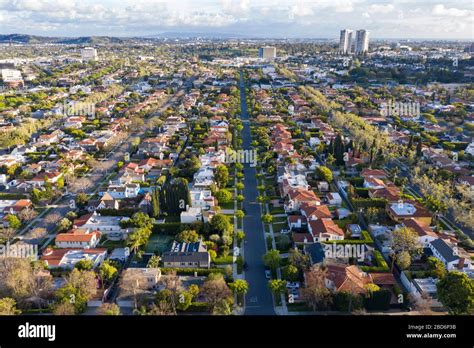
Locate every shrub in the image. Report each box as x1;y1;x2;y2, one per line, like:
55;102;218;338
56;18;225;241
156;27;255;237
351;198;388;208
0;193;27;199
322;230;373;245
333;291;364;312
184;302;210;312
96;208;138;217
354;187;369;198
364;289;391;311
349;177;364;187
152;223;182;235
213;255;234;265
160;268;225;276
236;255;244;274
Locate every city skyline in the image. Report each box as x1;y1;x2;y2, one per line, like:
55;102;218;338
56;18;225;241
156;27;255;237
0;0;472;40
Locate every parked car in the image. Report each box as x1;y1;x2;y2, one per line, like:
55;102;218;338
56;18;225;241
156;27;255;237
289;288;300;300
265;270;271;279
286;282;300;289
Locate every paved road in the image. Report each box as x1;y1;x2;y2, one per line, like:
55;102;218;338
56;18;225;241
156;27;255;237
239;72;275;315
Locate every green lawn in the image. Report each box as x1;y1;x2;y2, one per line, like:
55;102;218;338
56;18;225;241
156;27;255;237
269;205;285;214
219;201;235;210
99;238;124;252
272;223;289;233
165;215;180;223
271;216;288;224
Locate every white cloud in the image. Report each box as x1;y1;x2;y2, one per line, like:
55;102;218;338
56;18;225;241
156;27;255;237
0;0;472;39
368;4;394;14
432;4;470;17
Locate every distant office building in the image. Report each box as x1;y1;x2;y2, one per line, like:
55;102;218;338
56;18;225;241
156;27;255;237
1;68;24;88
355;30;369;54
339;29;353;55
464;42;474;53
81;47;98;62
259;46;277;60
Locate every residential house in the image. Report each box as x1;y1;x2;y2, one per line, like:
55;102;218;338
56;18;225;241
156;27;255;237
55;228;101;249
190;190;216;209
41;247;107;269
308;218;345;242
327;192;342;206
324;263;374;295
386;201;432;225
97;192;120;210
401;218;438;248
162;239;210;269
428;239;472;271
180;206;203;224
74;212;129;239
284;188;320;212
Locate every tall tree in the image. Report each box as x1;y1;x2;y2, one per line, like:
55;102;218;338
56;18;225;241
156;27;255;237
390;227;422;272
333;134;345;166
214;165;229;189
437;271;474;315
268;279;287;295
0;297;20;315
416;139;423;158
301;265;332;311
263;250;281;271
161;178;190;214
151;188;161;218
200;273;232;313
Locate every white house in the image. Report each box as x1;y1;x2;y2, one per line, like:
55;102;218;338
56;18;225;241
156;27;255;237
429;239;472;271
180;206;203;224
465;141;474;156
55;229;101;249
74;212;130;239
327;192;342;206
105;183;140;199
309;137;321;148
401;218;438;248
41;248;107;269
190;190;216;209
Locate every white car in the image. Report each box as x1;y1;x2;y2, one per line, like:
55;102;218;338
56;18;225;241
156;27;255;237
288;288;300;300
265;270;271;279
286;282;300;289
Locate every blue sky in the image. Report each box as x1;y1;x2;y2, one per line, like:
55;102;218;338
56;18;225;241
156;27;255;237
0;0;472;39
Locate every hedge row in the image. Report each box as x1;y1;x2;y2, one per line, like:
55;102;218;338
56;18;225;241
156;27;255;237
160;267;225;276
373;250;389;269
351;198;388;208
213;255;234;265
360;251;389;272
349;177;364;187
97;208;138;217
354;187;369;198
152;222;182;235
0;193;28;199
322;230;373;245
183;302;210;312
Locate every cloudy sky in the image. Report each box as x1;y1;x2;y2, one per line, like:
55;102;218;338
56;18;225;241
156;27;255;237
0;0;472;39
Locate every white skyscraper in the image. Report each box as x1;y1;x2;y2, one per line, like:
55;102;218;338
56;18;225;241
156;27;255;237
355;30;369;54
258;47;277;60
81;47;98;62
339;29;353;55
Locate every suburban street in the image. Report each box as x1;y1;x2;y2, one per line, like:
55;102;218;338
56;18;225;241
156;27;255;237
239;72;275;315
18;86;186;247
